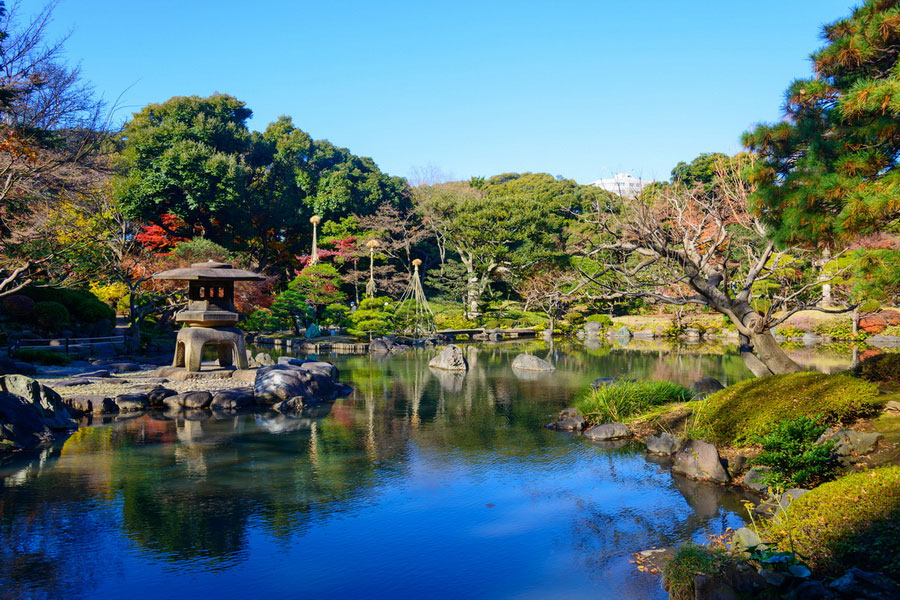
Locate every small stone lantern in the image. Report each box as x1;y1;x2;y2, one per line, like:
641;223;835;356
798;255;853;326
153;260;265;372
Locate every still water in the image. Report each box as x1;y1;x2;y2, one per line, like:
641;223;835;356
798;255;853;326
0;342;844;599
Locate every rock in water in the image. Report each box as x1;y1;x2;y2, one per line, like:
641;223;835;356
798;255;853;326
672;439;730;483
690;376;724;395
0;391;53;450
547;408;585;431
428;345;468;371
511;354;555;372
210;388;255;410
584;423;632;441
0;375;75;430
646;432;680;455
583;321;603;336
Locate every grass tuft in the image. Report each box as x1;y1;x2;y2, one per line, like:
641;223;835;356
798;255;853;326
576;380;693;424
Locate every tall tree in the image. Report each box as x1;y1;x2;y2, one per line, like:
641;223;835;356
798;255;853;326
0;0;107;296
744;0;900;245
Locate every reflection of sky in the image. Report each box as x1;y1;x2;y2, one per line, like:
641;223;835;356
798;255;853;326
0;343;770;600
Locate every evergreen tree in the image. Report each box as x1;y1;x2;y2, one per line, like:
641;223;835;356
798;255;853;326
744;0;900;244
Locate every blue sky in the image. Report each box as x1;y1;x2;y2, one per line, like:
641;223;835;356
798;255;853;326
39;0;854;184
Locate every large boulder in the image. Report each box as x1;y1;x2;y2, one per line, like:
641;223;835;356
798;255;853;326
146;387;178;407
277;358;339;381
672;439;730;483
255;364;350;404
860;313;887;334
584;321;603;336
584;423;632;441
614;326;632;338
646;432;680;455
511;354;555;372
0;391;53;451
428;345;468;371
114;393;149;412
0;375;75;430
742;467;771;493
817;427;882;456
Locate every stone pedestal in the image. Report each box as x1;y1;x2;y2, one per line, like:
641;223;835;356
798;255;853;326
173;326;249;372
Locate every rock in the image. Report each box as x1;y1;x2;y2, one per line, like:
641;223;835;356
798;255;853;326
0;375;75;430
789;580;829;599
370;339;392;354
885;401;900;414
79;369;111;378
165;391;212;410
646;431;680;455
591;377;619;389
802;331;823;345
64;394;117;415
691;376;725;395
272;396;307;415
254;352;275;366
547;408;585;431
726;455;748;477
106;362;141;373
296;361;339;381
860;314;888;334
54;378;94;387
584;321;603;335
254;364;340;404
672;439;730;483
584;422;632;441
614;326;632;338
114;393;149;412
0;357;38;376
817;427;882;456
510;353;555;371
739;466;770;492
883;309;900;326
729;526;762;553
828;568;900;599
210;388;254;410
866;334;900;348
146;387;178;407
0;391;53;451
428;345;468;371
692;573;738;600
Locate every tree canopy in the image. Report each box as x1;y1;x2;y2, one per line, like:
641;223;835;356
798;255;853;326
744;0;900;245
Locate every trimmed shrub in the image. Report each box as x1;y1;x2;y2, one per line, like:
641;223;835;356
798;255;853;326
584;314;613;327
32;301;70;332
1;294;35;319
691;372;880;446
12;348;72;366
22;287;114;324
766;466;900;578
852;353;900;384
576;380;693;424
750;416;838;490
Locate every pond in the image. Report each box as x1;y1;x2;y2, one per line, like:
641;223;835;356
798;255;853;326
0;341;850;599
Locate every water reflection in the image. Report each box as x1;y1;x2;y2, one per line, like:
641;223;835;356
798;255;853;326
0;342;837;600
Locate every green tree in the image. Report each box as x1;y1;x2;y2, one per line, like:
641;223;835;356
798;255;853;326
115;94;253;247
288;263;347;309
744;0;900;244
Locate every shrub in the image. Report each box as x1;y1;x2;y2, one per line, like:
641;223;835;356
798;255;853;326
240;309;273;332
32;301;70;332
690;372;880;446
22;287;114;324
12;348;72;366
347;296;394;337
765;466;900;578
882;324;900;337
775;325;804;338
662;544;733;600
434;311;477;330
1;294;35;319
750;416;838;490
584;314;613;327
576;380;693;424
320;303;351;328
171;237;233;262
852;353;900;383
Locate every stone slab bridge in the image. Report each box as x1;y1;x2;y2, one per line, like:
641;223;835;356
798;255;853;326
437;327;538;340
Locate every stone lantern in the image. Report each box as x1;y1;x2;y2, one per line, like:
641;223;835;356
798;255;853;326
153;260;265;372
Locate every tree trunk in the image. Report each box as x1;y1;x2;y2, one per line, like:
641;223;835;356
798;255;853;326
730;302;803;376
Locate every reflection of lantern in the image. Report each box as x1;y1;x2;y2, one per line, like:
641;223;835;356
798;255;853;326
365;239;381;298
309;215;322;266
153;260;264;371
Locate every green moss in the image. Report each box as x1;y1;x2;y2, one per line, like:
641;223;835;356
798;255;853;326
576;380;693;424
766;466;900;578
662;544;733;600
691;372;880;446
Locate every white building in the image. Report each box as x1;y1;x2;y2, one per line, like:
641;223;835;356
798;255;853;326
589;173;649;199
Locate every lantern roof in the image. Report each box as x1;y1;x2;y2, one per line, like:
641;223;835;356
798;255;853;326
152;260;265;281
